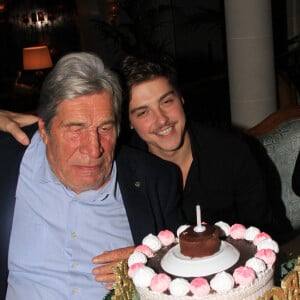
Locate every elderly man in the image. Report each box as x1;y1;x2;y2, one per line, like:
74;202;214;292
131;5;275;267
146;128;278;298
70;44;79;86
2;52;182;300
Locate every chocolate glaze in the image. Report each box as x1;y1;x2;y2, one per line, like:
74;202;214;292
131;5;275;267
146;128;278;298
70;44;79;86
179;225;221;258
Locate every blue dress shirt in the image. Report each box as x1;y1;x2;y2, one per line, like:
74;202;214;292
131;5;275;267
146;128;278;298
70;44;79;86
6;132;134;300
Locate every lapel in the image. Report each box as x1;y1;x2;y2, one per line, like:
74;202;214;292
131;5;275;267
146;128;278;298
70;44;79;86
115;146;156;245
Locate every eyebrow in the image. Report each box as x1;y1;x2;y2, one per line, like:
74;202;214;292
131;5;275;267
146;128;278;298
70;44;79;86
130;90;176;114
63;119;116;128
64;121;85;127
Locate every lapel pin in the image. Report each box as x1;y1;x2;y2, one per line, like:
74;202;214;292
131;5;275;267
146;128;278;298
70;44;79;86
134;181;141;187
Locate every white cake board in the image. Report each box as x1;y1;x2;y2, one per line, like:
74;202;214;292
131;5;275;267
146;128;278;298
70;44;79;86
161;241;240;277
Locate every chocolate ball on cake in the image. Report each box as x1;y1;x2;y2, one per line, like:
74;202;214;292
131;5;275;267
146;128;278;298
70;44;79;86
179;225;222;258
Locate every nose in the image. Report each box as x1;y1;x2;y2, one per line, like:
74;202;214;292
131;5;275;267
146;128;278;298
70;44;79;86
154;107;169;125
79;130;103;158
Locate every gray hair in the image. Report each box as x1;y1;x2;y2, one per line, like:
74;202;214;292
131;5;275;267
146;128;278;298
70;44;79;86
38;52;122;134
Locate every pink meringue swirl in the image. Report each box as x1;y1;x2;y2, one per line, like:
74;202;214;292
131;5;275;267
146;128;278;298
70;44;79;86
134;244;154;258
230;223;246;239
128;262;145;278
233;266;256;286
190;277;210;296
150;273;171;292
255;249;276;267
157;230;175;246
253;232;271;246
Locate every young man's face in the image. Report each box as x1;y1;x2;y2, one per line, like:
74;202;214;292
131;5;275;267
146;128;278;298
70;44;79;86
129;77;186;156
39;91;118;194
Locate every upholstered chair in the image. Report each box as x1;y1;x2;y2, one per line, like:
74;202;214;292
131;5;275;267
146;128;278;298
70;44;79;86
246;105;300;231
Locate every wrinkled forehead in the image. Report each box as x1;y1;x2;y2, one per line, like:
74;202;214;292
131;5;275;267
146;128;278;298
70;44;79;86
53;92;116;123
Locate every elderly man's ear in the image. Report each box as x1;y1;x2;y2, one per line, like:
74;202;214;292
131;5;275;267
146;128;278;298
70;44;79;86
38;119;49;144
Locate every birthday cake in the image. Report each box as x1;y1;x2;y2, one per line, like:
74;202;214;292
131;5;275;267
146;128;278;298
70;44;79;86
127;221;278;299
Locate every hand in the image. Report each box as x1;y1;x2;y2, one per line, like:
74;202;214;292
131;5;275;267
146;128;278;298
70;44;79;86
0;110;39;145
92;246;135;290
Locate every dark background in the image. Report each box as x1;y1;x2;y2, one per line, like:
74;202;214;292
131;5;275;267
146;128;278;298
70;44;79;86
0;0;298;128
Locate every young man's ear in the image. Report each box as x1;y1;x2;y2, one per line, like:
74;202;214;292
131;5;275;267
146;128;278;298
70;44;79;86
38;119;48;144
181;97;185;104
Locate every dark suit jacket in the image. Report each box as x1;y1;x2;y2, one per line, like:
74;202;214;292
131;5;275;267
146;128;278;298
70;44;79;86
0;124;183;299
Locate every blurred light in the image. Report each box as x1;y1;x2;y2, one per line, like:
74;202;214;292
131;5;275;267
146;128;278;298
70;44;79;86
23;45;53;70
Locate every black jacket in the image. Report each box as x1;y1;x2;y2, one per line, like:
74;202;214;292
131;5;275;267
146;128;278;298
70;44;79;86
128;120;293;242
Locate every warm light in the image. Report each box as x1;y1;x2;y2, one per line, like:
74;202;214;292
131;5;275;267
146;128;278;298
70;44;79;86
23;46;53;70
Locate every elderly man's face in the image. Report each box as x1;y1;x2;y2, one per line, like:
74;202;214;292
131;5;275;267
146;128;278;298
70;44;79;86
38;91;118;194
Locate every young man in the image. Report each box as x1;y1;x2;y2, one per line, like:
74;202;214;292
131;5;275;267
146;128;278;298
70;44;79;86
118;55;293;244
1;52;182;300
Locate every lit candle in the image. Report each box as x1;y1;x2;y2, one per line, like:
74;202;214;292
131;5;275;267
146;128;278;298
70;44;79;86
194;205;205;232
